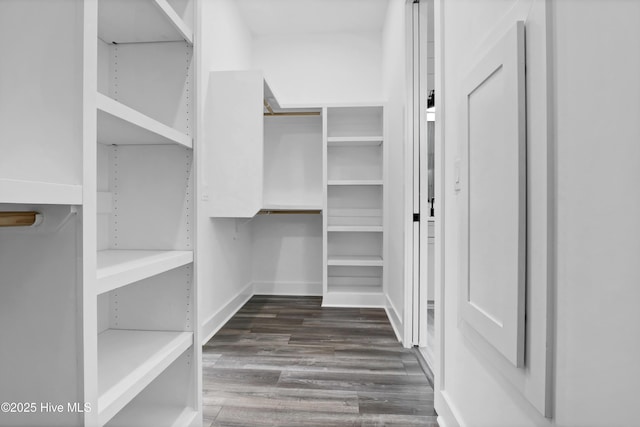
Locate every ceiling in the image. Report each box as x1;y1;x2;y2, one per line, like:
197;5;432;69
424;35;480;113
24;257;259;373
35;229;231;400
235;0;390;36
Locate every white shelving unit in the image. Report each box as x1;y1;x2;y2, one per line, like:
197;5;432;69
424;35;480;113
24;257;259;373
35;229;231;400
89;1;199;426
327;136;383;146
327;180;384;186
323;106;385;307
97;250;194;295
327;225;383;232
327;255;384;267
97;330;193;425
98;0;193;44
106;404;198;427
97;94;192;148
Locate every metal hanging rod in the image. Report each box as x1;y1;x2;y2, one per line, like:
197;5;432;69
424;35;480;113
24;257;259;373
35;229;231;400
263;99;320;117
0;211;42;227
258;209;321;215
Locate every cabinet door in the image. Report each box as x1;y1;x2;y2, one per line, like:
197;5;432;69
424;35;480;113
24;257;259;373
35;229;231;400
461;21;526;367
204;70;263;217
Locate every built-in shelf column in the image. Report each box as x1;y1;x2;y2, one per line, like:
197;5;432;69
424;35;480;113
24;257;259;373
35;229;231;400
323;106;385;307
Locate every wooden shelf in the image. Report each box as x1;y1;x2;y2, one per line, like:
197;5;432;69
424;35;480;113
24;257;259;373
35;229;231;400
98;0;193;44
327;136;383;146
327;180;383;186
0;178;82;205
98;329;193;426
97;250;193;295
97;94;192;149
327;256;383;267
107;404;197;427
327;225;383;233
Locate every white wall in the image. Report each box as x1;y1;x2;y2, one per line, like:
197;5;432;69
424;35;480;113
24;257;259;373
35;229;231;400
198;0;255;342
381;0;409;342
552;1;640;425
251;215;322;295
437;0;640;426
252;32;383;106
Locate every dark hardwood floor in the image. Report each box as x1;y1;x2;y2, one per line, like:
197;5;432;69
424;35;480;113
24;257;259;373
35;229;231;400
202;295;438;427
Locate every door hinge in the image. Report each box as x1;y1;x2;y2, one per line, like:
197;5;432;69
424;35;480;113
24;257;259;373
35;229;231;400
413;213;420;222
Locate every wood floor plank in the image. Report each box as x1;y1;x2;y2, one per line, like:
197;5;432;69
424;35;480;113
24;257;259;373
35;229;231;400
203;295;437;426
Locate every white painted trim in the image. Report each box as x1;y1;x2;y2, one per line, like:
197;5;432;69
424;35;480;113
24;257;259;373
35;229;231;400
402;0;416;350
252;281;322;296
385;295;404;344
322;292;385;308
82;1;99;425
436;390;464;427
193;0;202;420
434;0;447;395
200;282;253;345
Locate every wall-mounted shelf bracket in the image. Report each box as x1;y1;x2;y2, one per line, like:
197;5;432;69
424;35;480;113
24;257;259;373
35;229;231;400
53;206;78;232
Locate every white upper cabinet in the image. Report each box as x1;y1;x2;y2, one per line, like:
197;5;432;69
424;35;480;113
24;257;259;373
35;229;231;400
204;70;266;218
205;70;323;217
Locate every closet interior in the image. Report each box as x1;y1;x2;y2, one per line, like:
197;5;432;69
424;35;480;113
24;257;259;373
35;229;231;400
205;71;384;305
0;1;391;426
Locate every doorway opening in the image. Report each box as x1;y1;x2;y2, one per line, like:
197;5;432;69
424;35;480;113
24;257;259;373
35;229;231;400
408;0;439;379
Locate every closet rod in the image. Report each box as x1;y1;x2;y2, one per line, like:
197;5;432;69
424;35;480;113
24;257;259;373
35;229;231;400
263;99;320;117
264;112;320;117
258;209;321;215
0;211;40;227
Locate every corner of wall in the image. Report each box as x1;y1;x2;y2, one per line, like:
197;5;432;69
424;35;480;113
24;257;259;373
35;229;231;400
385;294;404;344
200;281;253;345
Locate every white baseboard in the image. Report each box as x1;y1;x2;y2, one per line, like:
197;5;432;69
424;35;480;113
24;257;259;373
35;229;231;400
200;282;253;345
436;390;464;427
252;281;322;296
385;295;404;344
322;292;386;308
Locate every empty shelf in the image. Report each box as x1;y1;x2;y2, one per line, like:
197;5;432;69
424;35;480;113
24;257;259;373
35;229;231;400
98;330;193;426
327;136;383;146
97;250;193;295
97;94;192;148
327;208;382;227
327;180;383;186
0;178;82;205
106;404;197;427
328;256;383;267
327;225;383;232
98;0;193;44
